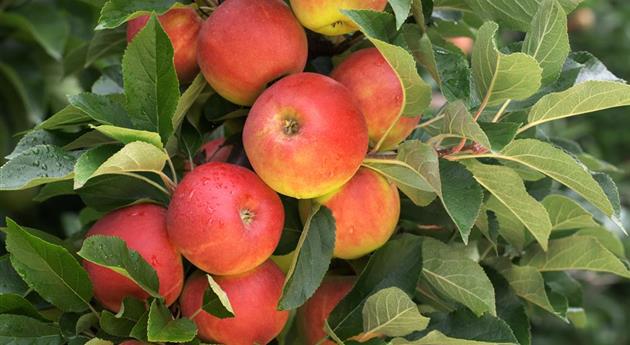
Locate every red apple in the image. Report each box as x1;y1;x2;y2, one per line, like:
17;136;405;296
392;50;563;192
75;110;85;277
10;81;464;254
197;0;308;105
300;167;400;259
127;6;202;83
82;204;183;312
290;0;388;36
297;276;355;345
167;162;284;276
118;341;145;345
331;48;421;151
243;72;369;199
183;138;233;173
180;260;289;345
447;36;474;55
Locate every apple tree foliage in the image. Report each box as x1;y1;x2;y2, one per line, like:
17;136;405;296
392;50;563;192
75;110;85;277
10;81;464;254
1;0;630;344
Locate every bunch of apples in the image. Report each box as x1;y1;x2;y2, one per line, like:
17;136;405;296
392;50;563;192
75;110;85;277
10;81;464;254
88;1;422;344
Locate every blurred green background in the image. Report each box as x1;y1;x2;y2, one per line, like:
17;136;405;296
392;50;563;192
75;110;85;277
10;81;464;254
1;0;629;344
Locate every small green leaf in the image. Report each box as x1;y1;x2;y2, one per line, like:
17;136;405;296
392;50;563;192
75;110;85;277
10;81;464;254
393;330;517;345
0;314;63;345
435;101;491;149
123;14;179;143
6;130;68;160
78;235;160;297
74;141;168;189
77;174;170;212
497;263;563;316
4;219;93;312
478;122;520;151
0;145;78;191
521;236;630;278
0;256;28;294
424;308;519;344
396;140;441;206
100;310;135;337
147;299;197;343
542;194;599;231
388;0;412;29
202;275;235;319
472;22;542;107
35;106;92;131
93;125;163;149
173;74;211;130
421;237;496;316
0;293;46;320
85;338;114;345
327;234;424;340
485;197;531;250
522;0;570;85
464;160;552;250
362;287;430;337
278;205;336;310
68;93;131;128
574;227;625;258
362;159;434;193
524;81;630;131
402;24;440;83
97;0;178;29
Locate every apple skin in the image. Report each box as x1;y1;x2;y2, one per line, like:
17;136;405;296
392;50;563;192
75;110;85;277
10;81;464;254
183;138;233;173
297;276;355;345
82;204;183;312
331;48;421;151
118;341;145;345
447;36;474;55
127;7;202;83
290;0;388;36
167;162;285;276
299;168;400;259
243;72;369;199
197;0;308;105
180;260;289;345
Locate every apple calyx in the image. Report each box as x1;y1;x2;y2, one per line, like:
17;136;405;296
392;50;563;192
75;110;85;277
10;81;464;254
283;118;300;136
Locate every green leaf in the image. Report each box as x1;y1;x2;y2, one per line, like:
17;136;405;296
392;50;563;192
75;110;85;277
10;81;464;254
147;299;197;343
0;314;63;345
402;24;440;83
74;141;168;189
100;310;135;337
434;44;472;103
425;309;519;344
344;10;432;119
464;160;552;250
396;140;441;206
421;237;496;316
542;195;599;231
478;122;520;151
523;81;630;131
202;274;235;319
77;175;169;212
278;205;336;310
274;197;303;255
35;106;92;131
463;0;582;31
362;287;430;337
497;264;562;316
84;338;114;345
439;160;484;243
485;197;530;250
68;93;131;128
362;159;434;194
4;219;93;312
436;101;491;149
0;145;77;191
78;235;160;297
97;0;178;29
488;269;531;345
327;234;424;340
173;74;211;130
521;236;630;278
498;139;614;218
123;14;179;143
86;27;127;67
93;125;163;149
389;0;412;29
574;227;625;258
0;293;45;321
472;22;542;107
522;0;570;85
6;130;68;160
393;330;517;345
0;3;69;60
0;256;28;295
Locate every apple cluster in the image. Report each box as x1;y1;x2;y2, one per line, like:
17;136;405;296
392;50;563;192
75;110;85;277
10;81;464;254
85;1;421;344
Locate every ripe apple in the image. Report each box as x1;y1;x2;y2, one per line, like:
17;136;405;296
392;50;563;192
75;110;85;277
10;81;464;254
243;72;368;199
127;6;202;83
183;138;233;173
297;276;354;345
290;0;388;36
197;0;308;105
331;48;421;151
447;36;474;55
82;204;183;312
119;341;144;345
299;168;400;259
167;162;285;276
180;261;289;345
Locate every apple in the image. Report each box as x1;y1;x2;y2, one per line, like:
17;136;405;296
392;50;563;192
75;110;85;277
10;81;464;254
127;6;202;83
297;276;354;345
180;260;289;345
331;48;421;151
290;0;388;36
568;7;595;32
197;0;308;105
118;341;145;345
243;72;368;199
447;36;474;55
183;138;233;173
167;162;285;276
82;204;183;312
299;167;400;259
